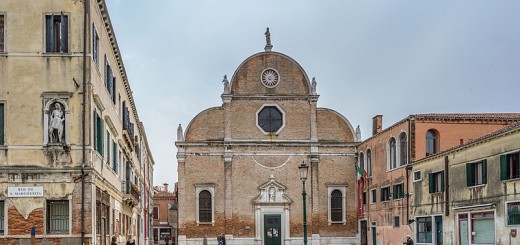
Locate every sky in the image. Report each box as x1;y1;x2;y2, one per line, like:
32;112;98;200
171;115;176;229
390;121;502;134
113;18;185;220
105;0;520;189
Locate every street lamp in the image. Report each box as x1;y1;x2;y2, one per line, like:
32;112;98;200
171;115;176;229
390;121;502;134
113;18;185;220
298;162;309;245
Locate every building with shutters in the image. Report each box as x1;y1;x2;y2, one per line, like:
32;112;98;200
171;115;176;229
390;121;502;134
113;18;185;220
356;114;520;245
152;183;178;245
411;122;520;245
0;0;154;244
175;32;360;245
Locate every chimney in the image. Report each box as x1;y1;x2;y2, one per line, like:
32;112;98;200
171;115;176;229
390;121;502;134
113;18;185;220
163;183;169;192
372;115;383;136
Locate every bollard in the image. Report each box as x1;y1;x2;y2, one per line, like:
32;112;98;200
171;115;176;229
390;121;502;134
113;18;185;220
31;227;36;245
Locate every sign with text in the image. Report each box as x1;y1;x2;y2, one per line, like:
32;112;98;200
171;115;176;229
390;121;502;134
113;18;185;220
8;186;44;197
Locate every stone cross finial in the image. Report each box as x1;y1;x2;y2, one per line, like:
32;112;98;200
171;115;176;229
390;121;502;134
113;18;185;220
264;27;273;52
222;75;230;94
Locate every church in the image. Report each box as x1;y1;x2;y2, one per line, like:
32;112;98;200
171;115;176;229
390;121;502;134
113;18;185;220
176;29;360;245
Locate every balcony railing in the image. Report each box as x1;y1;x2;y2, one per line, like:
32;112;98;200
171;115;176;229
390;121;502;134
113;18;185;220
122;181;140;207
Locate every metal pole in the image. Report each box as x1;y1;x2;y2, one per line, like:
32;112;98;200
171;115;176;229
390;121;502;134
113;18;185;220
302;180;307;245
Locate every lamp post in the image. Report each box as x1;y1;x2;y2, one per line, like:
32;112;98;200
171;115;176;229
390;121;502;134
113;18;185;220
299;162;309;245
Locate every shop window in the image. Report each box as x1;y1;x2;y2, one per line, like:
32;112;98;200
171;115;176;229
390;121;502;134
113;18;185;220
416;216;432;243
507;201;520;225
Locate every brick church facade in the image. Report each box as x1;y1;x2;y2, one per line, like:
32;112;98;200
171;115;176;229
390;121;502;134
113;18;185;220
176;37;360;244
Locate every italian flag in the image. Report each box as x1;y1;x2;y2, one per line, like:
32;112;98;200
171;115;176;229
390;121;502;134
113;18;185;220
357;166;364;217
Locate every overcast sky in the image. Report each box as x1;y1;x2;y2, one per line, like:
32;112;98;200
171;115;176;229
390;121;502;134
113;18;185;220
105;0;520;189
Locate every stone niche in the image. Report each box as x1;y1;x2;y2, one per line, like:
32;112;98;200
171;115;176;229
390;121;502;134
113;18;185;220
42;94;72;166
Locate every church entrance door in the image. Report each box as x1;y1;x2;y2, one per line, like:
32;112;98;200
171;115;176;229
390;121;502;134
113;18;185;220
264;215;282;245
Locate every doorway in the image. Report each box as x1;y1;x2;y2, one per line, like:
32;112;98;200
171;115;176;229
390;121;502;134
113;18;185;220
435;216;443;245
264;215;281;245
360;220;368;245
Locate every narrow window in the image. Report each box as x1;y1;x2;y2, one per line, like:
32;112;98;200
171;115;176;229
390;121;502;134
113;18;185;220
47;200;69;234
371;189;376;203
45;14;68;52
507;202;520;225
112;141;118;173
366;149;372;176
399;133;407;166
413;171;422;182
466;160;487;186
389;138;396;169
152;206;159;220
359;152;365;173
426;130;438;156
94;111;104;155
0;200;4;235
199;190;212;223
0;14;4;52
106;131;110;164
362;191;367;205
330;190;343;222
92;24;99;65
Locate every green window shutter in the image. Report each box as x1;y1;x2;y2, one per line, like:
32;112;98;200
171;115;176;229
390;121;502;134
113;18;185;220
482;159;487;184
381;188;384;201
500;155;508;180
100;119;104;155
441;171;445;192
0;103;4;145
113;141;117;172
466;163;474;187
429;173;434;193
393;185;398;200
60;14;68;52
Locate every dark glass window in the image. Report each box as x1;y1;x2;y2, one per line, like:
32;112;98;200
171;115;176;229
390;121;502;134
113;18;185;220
45;14;68;52
0;200;4;234
330;190;342;222
359;152;365;172
501;152;520;180
153;206;159;220
258;106;283;132
417;217;432;243
389;138;396;169
0;15;4;52
507;202;520;225
93;24;99;65
199;190;212;222
393;216;400;227
366;149;372;176
426;130;438;156
399;133;407;166
0;103;4;145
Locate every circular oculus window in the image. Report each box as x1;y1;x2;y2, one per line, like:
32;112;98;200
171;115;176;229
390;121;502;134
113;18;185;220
261;68;279;88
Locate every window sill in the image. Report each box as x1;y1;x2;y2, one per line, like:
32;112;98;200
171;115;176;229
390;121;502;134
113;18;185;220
468;184;486;189
329;221;346;225
503;177;520;183
196;221;214;226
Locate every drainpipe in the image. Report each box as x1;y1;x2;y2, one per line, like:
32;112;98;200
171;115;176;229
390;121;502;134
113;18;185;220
444;156;449;216
81;0;89;244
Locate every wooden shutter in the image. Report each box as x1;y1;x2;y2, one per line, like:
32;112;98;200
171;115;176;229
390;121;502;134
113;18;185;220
428;173;434;193
466;163;474;187
393;185;398;200
113;141;117;172
440;171;445;192
0;103;4;145
482;159;487;184
112;77;117;103
500;155;508;180
60;13;68;52
46;15;54;52
0;15;4;51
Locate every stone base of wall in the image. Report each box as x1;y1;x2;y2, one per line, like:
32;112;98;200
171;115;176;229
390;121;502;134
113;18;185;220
178;235;360;245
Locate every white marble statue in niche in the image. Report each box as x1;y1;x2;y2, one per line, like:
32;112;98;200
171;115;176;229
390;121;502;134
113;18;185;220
49;102;65;143
269;187;276;202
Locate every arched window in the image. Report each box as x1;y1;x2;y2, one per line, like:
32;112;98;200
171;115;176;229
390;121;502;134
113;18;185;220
366;149;372;176
399;133;407;166
198;190;212;223
389;137;397;169
330;190;343;222
359;152;365;172
426;130;438;156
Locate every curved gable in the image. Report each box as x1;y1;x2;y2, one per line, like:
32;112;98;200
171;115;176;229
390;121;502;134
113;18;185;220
185;107;225;141
317;108;356;142
230;52;311;96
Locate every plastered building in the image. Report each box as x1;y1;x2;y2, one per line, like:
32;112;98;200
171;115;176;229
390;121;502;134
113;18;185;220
412;122;520;245
0;0;154;244
356;114;520;245
176;36;360;245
